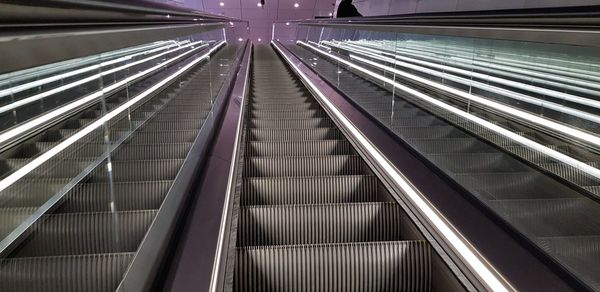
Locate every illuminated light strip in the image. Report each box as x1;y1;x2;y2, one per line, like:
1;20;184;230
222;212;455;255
299;41;600;180
0;40;184;93
276;41;512;292
0;41;205;114
307;40;331;50
0;41;213;150
0;41;174;87
338;41;600;96
326;42;600;124
347;53;600;148
368;38;600;74
0;41;180;99
0;41;225;194
386;41;600;82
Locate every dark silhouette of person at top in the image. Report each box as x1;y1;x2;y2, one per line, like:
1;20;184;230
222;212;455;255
336;0;362;17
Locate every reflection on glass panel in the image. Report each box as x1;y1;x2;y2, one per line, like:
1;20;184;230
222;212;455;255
0;21;248;264
274;22;600;290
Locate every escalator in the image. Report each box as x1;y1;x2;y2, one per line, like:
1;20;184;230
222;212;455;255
230;46;462;291
288;44;600;290
0;46;235;292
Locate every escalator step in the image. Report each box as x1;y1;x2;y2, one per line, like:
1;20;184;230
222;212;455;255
56;181;171;213
250;109;322;119
112;143;192;160
90;159;184;182
238;202;402;246
249;128;342;141
246;140;352;156
127;130;198;144
427;153;531;173
251;103;315;111
0;253;134;292
242;175;381;205
235;241;431;292
244;155;364;177
12;210;156;257
140;120;204;131
249;118;333;129
0;207;37;239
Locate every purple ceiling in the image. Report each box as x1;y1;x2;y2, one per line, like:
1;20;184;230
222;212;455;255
175;0;338;43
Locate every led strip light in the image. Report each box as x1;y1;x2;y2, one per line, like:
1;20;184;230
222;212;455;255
370;40;600;82
0;41;225;194
0;41;205;114
0;41;182;99
323;41;600;124
0;41;174;88
0;41;210;147
299;40;600;180
273;41;512;292
335;41;600;97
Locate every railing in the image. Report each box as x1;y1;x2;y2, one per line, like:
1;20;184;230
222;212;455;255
274;10;600;291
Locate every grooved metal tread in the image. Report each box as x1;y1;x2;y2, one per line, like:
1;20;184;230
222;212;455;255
232;46;431;292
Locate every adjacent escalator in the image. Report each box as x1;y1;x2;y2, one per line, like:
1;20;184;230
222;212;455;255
231;46;462;291
0;46;235;292
289;44;600;291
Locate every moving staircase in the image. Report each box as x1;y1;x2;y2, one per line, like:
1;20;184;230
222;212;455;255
289;44;600;291
232;46;447;291
0;46;234;292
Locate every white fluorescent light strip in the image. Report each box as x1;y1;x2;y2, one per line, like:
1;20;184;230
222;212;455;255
0;41;179;99
392;41;600;82
378;38;600;74
0;41;170;86
340;41;600;96
0;41;211;148
275;41;511;292
347;52;600;149
0;41;206;115
327;42;600;124
299;41;600;181
0;41;225;194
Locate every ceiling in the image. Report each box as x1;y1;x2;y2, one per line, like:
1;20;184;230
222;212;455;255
174;0;338;43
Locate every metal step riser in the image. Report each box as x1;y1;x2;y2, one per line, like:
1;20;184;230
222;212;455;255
242;176;381;205
139;120;204;132
0;253;134;292
235;241;431;292
128;131;198;144
12;211;156;257
246;141;352;156
396;127;469;139
244;156;365;177
249;119;333;129
90;160;183;182
249;129;342;141
251;103;315;110
56;181;171;213
250;110;322;119
429;154;529;173
408;138;493;154
0;208;37;239
238;203;402;246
